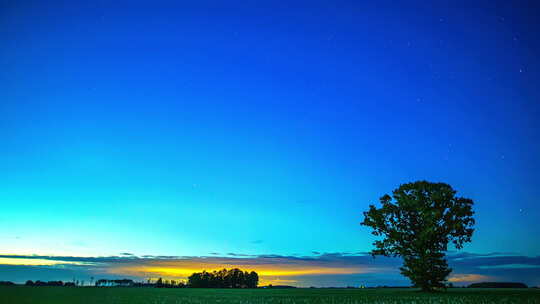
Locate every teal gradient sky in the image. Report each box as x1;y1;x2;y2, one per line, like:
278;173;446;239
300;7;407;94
1;0;539;285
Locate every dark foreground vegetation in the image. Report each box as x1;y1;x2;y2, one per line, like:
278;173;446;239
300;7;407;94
1;286;539;304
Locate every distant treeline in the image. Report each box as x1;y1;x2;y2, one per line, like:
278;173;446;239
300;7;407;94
468;282;528;288
187;268;258;288
25;280;76;287
264;285;296;289
1;280;536;289
1;268;259;289
96;279;135;287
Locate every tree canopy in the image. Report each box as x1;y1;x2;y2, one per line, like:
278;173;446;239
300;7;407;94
361;181;475;291
187;268;258;288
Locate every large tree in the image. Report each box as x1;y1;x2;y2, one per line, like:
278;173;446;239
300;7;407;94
361;181;475;291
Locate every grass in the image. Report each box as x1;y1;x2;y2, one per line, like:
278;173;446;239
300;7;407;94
1;286;539;304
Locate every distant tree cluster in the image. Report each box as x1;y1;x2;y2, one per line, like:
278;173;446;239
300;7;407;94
263;284;296;289
95;279;134;287
187;268;258;288
13;278;186;288
25;280;73;287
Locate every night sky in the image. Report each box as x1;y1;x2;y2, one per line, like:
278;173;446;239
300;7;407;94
1;1;539;287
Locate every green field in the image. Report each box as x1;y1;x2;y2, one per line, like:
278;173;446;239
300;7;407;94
1;287;539;304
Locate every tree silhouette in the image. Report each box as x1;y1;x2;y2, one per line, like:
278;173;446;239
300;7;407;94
187;268;259;288
246;271;259;288
361;181;475;292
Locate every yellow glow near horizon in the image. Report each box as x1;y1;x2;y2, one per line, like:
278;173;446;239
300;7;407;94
107;260;371;280
2;255;376;286
258;278;298;286
113;266;363;277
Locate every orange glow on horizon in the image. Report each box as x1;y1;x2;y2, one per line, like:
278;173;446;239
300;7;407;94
448;274;491;282
106;259;372;281
112;265;364;276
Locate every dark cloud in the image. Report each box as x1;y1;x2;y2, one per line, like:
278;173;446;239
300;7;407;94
226;253;257;257
446;253;540;285
446;252;540;271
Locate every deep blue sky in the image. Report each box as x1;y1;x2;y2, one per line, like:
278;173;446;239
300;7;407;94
1;1;539;286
